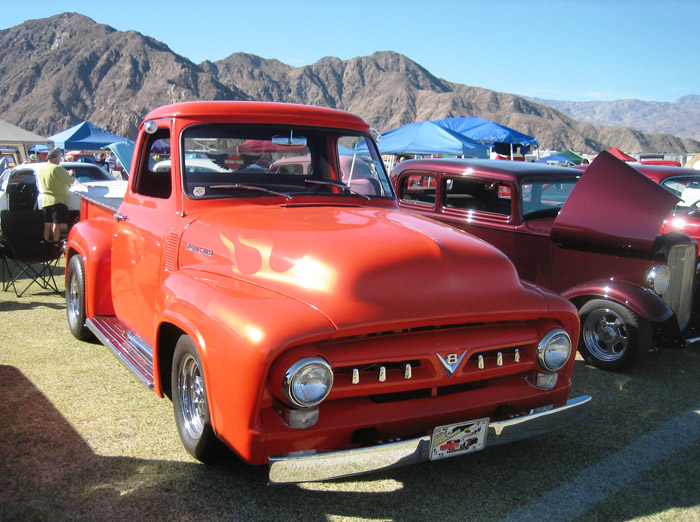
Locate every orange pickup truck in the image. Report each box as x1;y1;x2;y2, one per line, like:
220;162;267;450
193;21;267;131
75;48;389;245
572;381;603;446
64;101;590;483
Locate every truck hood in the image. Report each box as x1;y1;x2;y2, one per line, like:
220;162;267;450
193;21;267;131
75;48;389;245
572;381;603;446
552;151;680;254
179;204;552;332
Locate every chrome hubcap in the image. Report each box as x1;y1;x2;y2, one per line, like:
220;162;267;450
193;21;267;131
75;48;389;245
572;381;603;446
67;272;79;326
582;308;629;362
178;354;206;439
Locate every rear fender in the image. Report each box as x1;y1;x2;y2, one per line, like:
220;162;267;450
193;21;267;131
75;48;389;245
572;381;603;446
66;220;115;317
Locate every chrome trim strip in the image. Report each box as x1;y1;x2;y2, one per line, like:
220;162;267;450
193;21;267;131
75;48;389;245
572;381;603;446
268;395;592;484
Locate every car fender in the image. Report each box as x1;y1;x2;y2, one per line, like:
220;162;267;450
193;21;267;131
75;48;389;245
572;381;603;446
561;279;673;324
155;269;337;461
66;220;115;317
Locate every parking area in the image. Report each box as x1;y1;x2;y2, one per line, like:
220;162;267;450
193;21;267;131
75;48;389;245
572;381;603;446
1;277;699;521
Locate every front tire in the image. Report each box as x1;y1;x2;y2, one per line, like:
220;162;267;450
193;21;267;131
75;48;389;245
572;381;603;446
171;335;224;462
578;299;652;371
66;255;92;340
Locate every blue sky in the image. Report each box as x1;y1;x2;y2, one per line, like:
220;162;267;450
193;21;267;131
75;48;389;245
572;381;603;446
2;0;698;102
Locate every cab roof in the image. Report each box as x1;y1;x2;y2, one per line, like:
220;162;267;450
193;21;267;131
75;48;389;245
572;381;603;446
143;101;371;133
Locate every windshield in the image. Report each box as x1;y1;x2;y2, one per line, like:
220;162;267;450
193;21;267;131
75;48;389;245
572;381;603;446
521;180;577;218
178;124;392;200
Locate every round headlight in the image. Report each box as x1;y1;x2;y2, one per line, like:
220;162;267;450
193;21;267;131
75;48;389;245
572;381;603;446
647;265;670;295
537;329;572;372
283;358;333;408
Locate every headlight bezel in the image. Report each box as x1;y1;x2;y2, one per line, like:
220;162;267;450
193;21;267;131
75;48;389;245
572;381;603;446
537;328;572;372
282;357;334;408
646;264;671;295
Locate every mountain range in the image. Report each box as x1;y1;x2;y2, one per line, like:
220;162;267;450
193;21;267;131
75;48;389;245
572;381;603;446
1;12;698;155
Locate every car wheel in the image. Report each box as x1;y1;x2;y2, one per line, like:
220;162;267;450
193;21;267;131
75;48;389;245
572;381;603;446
66;255;92;340
578;299;651;371
171;335;224;462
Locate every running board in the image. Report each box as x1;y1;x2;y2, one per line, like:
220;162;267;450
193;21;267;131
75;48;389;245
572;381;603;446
87;316;155;388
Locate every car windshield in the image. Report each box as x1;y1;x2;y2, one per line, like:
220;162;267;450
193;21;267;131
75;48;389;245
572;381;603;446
68;165;114;182
178;124;392;200
521;180;577;218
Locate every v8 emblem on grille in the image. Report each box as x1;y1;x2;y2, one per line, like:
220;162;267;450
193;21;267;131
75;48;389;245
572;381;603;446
437;350;467;377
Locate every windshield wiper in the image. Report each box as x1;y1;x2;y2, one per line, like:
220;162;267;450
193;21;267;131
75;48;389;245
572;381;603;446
304;180;370;200
210;184;293;199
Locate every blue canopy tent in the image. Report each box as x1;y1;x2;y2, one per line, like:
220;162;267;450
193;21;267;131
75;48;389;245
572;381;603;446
49;121;132;150
432;117;538;159
537;154;578;166
355;121;489;158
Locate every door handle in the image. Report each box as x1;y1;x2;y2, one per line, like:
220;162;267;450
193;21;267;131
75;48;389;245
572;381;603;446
114;213;128;221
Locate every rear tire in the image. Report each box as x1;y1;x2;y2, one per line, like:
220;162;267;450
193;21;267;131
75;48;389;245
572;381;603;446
578;299;651;371
66;255;92;340
171;335;224;462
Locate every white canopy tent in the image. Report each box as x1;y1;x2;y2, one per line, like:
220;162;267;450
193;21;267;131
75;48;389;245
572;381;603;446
0;119;52;163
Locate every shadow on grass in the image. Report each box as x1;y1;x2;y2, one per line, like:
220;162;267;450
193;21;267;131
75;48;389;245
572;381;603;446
0;297;65;312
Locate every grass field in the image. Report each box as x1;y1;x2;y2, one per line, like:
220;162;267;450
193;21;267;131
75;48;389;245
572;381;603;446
1;262;700;521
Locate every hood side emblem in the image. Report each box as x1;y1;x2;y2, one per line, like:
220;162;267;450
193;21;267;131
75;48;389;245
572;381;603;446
437;350;467;377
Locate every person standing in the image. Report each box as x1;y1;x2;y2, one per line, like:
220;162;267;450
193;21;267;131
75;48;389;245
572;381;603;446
38;147;73;241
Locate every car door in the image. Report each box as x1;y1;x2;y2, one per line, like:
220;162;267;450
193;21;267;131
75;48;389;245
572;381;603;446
110;125;174;343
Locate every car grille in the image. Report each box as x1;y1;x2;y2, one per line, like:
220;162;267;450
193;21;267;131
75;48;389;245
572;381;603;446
321;323;542;402
663;243;697;328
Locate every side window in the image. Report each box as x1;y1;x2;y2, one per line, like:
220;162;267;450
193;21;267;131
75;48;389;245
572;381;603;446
134;129;172;199
443;178;511;216
399;173;436;206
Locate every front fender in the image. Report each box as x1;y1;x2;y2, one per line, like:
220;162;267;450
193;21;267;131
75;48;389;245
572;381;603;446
154;269;337;463
561;279;673;324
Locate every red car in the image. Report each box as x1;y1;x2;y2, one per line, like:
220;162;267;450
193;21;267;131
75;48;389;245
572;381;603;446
392;152;699;371
628;164;700;242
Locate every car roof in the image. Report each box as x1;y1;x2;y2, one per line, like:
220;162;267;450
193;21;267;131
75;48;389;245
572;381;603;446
628;163;700;184
143;101;370;133
392;158;580;183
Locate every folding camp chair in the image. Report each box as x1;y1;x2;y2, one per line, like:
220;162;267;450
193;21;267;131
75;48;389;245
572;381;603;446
0;209;62;297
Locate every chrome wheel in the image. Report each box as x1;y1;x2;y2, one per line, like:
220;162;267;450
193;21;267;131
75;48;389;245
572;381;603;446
582;307;629;362
177;353;206;440
578;299;650;371
67;272;80;328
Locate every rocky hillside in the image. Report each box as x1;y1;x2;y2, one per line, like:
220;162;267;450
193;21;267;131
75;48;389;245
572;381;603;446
1;12;698;154
529;96;700;142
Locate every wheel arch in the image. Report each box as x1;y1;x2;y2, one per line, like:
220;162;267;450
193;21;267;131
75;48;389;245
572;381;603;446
561;279;673;324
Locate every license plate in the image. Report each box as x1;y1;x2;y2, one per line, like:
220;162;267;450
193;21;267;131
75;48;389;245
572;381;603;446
429;418;489;460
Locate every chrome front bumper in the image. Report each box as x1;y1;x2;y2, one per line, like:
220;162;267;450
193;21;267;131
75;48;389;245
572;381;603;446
268;395;592;484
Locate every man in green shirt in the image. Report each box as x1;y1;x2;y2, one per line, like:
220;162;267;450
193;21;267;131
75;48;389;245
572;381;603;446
38;148;74;241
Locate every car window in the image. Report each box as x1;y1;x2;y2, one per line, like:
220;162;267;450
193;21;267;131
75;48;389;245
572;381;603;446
71;166;112;182
521;181;576;218
443;178;511;216
399;174;436;206
660;177;700;207
180;124;391;200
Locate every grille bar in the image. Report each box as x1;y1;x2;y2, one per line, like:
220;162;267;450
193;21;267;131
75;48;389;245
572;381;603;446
663;243;696;328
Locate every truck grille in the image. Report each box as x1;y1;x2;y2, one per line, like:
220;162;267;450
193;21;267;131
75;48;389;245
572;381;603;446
663;243;697;328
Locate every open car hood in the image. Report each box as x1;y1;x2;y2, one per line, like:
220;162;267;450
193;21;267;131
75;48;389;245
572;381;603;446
551;151;681;254
103;142;135;177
